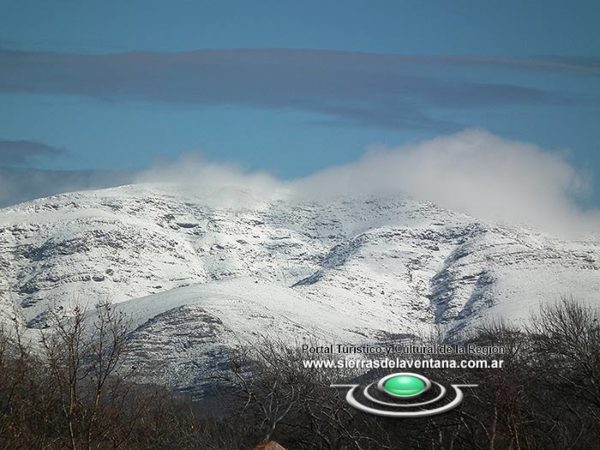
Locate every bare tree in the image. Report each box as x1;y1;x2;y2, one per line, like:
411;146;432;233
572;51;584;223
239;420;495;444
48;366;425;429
40;302;131;449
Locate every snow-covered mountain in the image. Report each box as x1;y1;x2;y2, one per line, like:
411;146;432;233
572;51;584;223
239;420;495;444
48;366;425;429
1;184;598;390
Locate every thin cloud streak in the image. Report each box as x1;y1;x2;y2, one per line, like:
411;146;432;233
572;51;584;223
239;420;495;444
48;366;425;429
0;49;580;130
0;139;65;166
0;167;132;207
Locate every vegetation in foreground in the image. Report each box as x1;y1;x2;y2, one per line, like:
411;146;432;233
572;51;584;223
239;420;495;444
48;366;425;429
1;298;599;449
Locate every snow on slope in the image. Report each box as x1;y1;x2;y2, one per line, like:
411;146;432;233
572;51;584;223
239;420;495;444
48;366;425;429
0;183;598;390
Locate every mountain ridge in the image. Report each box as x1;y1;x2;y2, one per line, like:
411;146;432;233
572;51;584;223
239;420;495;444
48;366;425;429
1;183;598;390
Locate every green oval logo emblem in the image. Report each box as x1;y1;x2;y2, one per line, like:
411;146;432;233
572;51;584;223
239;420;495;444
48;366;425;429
378;373;431;398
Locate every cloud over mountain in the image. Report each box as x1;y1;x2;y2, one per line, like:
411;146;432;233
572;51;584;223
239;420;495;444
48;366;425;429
294;129;599;235
135;130;599;236
1;129;597;236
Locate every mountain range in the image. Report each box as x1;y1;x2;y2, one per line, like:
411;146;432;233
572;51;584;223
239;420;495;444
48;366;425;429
1;183;598;391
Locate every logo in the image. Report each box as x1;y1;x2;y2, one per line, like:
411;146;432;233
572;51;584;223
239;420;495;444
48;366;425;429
331;372;477;418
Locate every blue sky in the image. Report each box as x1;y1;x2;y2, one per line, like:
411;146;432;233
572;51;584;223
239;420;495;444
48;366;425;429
1;0;600;205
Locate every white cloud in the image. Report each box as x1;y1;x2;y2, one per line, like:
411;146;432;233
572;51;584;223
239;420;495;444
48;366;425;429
3;130;598;237
293;129;599;236
134;154;287;209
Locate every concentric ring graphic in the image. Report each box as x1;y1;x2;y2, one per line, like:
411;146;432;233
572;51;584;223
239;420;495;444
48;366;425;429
331;372;477;418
